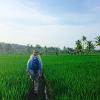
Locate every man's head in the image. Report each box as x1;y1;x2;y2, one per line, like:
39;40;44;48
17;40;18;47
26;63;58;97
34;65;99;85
33;50;39;56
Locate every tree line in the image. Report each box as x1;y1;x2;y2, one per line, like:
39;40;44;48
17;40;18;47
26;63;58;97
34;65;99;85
0;36;99;55
75;36;100;54
0;43;60;55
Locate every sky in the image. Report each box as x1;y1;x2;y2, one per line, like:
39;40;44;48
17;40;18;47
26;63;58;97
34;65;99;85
0;0;100;48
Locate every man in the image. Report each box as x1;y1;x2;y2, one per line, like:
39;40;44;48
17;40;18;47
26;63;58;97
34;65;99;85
27;50;42;80
27;50;43;93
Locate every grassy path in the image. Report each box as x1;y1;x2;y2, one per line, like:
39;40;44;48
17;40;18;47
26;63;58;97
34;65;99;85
27;75;49;100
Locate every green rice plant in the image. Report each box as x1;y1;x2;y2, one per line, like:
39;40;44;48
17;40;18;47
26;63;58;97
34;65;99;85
0;55;31;100
0;55;100;100
42;55;100;100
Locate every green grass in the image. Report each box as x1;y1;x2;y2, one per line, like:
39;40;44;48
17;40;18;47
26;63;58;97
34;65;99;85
42;55;100;100
0;55;31;100
0;55;100;100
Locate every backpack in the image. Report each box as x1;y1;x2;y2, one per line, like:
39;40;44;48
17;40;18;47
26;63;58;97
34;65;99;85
32;56;39;71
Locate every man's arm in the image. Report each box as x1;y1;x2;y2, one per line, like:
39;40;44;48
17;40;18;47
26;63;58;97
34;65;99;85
38;55;43;68
26;56;33;74
38;55;43;76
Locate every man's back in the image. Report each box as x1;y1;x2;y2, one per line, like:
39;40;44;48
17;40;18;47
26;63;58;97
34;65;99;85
27;54;42;76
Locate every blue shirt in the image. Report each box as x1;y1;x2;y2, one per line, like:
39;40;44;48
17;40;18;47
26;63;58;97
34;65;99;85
27;56;42;72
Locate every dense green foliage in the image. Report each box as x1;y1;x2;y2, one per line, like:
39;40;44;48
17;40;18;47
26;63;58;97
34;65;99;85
43;55;100;100
0;55;31;100
0;55;100;100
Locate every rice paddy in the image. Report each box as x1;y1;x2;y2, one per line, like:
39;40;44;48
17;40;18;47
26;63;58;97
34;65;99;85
0;54;100;100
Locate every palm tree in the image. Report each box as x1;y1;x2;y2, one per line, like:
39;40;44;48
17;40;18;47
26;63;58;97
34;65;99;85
75;40;82;54
82;36;86;42
95;36;100;49
86;41;95;53
82;36;87;52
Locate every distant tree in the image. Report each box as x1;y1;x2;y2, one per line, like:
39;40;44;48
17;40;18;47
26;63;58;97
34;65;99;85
0;44;3;50
44;46;48;55
82;36;87;52
75;40;82;54
0;44;3;54
63;46;67;54
55;48;59;56
5;44;12;54
86;41;95;53
27;44;33;53
30;45;34;51
66;48;75;55
82;36;86;41
0;43;34;54
95;36;100;50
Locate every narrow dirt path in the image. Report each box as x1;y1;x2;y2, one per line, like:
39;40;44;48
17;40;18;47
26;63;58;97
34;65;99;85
27;75;49;100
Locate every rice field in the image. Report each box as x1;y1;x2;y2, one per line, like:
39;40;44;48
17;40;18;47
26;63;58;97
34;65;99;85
0;55;31;100
43;55;100;100
0;55;100;100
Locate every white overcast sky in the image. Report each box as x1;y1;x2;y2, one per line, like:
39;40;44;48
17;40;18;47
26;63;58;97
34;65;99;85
0;0;100;48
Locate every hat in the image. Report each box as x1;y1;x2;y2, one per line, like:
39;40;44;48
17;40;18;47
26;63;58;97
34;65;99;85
33;49;39;54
